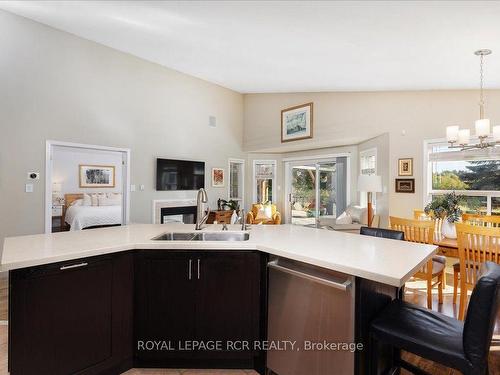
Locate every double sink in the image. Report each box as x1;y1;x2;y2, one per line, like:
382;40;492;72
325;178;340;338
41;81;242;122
152;232;250;241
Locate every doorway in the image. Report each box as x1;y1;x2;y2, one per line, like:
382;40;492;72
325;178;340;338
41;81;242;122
285;156;349;226
45;141;130;233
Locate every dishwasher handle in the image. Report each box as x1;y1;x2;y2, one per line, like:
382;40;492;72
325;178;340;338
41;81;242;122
268;260;352;291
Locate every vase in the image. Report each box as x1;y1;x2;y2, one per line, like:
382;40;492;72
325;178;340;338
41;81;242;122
441;219;457;239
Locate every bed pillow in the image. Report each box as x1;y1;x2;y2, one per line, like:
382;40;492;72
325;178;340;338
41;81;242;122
335;211;353;225
98;193;122;206
91;193;101;206
82;194;92;206
70;199;83;207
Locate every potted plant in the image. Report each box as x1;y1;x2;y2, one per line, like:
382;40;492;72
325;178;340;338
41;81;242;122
218;199;240;211
424;192;464;239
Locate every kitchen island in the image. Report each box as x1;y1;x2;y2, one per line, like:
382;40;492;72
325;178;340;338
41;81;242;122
1;224;436;375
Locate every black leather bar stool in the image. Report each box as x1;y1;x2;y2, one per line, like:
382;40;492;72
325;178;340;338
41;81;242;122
370;261;500;375
360;226;405;240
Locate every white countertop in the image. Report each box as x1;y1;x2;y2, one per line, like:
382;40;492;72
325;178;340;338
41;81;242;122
1;224;437;287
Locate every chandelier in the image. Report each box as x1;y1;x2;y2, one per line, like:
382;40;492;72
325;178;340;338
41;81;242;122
446;49;500;150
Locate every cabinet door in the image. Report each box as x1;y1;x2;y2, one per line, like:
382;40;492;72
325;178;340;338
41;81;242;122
135;251;197;364
10;257;113;375
195;251;261;360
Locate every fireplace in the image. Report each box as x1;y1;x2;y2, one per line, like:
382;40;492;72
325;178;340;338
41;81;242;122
152;199;198;224
161;206;197;224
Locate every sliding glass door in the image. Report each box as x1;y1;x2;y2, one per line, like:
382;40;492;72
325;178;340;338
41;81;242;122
287;157;348;226
290;163;317;225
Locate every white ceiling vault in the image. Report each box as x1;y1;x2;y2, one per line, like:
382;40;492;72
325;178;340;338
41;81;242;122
2;0;500;93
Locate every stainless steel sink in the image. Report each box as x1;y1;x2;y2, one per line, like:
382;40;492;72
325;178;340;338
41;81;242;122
151;232;250;241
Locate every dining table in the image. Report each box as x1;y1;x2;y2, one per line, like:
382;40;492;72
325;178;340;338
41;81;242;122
433;233;459;258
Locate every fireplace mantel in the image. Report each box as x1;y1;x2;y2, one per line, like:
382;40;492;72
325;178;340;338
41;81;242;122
152;199;197;224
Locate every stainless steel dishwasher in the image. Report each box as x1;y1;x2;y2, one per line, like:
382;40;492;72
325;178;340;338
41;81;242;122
267;257;355;375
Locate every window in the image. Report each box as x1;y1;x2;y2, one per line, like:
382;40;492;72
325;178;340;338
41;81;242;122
228;159;245;207
425;141;500;215
359;148;377;208
253;160;276;204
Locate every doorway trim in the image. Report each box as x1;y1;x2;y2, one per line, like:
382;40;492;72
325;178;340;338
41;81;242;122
284;153;351;224
45;140;131;234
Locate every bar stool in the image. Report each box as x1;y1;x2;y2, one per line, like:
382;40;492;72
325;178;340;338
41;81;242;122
369;261;500;375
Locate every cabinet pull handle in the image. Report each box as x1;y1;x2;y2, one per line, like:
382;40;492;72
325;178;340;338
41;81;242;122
188;259;192;280
197;258;201;280
60;262;88;270
267;261;352;291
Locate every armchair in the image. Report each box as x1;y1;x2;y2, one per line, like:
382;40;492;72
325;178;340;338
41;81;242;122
246;204;281;225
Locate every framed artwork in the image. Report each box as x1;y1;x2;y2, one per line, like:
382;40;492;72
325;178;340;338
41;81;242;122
281;102;313;143
211;168;225;187
398;158;413;176
395;178;415;193
79;165;115;188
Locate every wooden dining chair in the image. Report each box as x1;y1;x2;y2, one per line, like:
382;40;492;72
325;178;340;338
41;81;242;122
453;216;500;306
456;223;500;320
462;214;500;228
413;209;426;220
413;209;443;234
389;216;444;309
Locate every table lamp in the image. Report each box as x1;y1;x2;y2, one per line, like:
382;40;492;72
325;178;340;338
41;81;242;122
52;182;64;205
357;175;382;227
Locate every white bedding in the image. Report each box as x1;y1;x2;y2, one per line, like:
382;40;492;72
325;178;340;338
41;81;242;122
65;205;122;231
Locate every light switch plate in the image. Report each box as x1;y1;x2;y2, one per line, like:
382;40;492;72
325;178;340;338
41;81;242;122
130;184;136;192
25;183;33;193
208;116;216;127
140;184;145;191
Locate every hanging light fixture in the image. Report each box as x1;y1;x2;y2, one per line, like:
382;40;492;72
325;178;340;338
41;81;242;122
446;49;500;150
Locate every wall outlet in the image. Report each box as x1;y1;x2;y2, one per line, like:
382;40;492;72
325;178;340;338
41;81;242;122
25;183;33;193
208;116;217;127
27;172;40;180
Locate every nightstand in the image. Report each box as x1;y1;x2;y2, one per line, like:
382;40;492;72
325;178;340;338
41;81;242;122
51;204;64;232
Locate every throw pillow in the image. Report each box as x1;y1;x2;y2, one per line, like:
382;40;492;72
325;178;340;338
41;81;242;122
335;211;353;224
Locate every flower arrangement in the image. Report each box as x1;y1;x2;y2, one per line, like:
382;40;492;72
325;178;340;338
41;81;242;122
424;192;464;223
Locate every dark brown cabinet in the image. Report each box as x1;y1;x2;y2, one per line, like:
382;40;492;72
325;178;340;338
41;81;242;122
9;249;266;375
9;252;134;375
134;252;197;364
134;250;266;370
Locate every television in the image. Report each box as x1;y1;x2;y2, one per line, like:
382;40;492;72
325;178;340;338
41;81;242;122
156;158;205;191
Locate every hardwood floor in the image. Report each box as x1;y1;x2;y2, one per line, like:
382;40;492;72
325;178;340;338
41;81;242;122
122;370;258;375
0;270;497;374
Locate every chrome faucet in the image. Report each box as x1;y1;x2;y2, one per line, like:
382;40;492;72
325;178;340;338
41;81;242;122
195;188;210;230
238;209;248;230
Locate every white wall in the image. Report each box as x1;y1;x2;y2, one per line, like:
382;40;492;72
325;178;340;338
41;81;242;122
243;90;500;220
52;146;123;195
359;133;390;227
0;10;244;244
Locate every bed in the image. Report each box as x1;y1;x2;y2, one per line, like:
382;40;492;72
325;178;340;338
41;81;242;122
64;193;122;231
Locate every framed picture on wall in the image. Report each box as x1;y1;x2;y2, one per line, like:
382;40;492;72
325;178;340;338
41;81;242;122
398;158;413;176
211;168;225;187
395;178;415;193
79;165;115;188
281;102;313;142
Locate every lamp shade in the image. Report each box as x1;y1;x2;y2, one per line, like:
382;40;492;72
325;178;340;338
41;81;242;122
357;175;382;193
475;118;490;137
446;125;459;142
52;182;62;193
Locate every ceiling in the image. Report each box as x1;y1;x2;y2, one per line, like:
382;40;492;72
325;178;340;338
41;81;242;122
2;1;500;93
